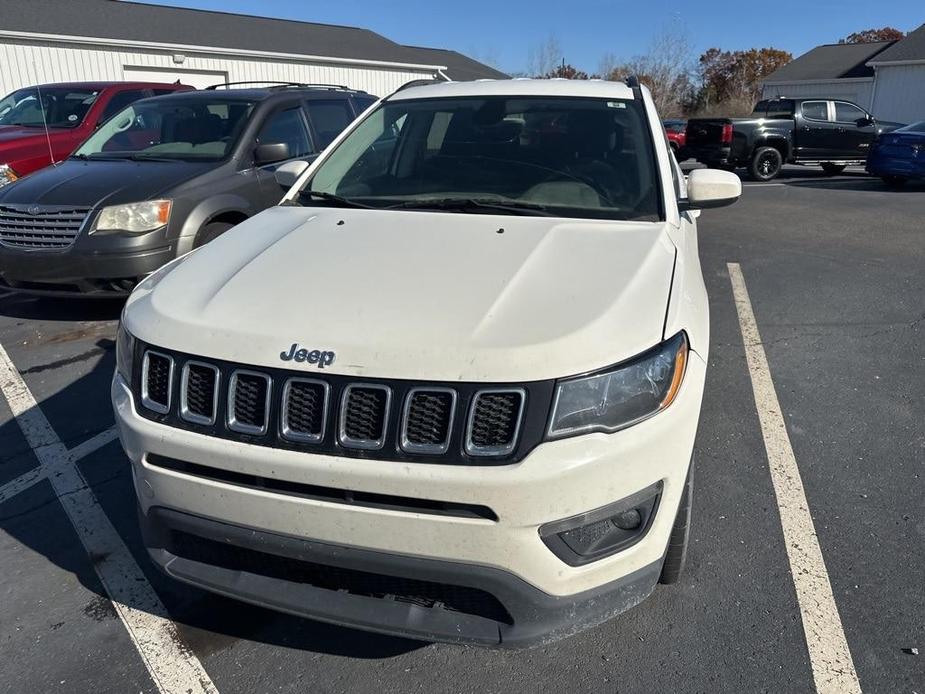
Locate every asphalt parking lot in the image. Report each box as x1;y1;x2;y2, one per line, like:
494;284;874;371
1;166;922;694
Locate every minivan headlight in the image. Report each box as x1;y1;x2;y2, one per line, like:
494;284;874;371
92;200;171;234
547;333;688;439
0;164;19;187
116;320;136;383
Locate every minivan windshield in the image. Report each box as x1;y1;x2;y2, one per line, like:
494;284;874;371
0;87;100;128
303;96;662;221
73;98;255;161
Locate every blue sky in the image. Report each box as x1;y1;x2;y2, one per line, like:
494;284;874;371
138;1;923;74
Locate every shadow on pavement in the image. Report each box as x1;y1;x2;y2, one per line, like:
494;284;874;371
0;290;125;321
0;332;424;661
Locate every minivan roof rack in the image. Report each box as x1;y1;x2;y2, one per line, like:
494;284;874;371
205;81;357;91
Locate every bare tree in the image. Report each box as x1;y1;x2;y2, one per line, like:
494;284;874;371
527;35;563;78
600;22;695;117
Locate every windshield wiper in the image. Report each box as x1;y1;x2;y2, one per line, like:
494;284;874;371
298;190;375;209
387;197;554;216
127;153;181;162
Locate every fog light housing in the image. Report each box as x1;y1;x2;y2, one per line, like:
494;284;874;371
539;482;661;566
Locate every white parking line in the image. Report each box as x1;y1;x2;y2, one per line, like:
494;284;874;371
727;263;860;694
69;425;119;462
0;343;218;694
0;466;45;504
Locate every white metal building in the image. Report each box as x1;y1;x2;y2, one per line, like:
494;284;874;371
868;24;925;124
0;0;506;97
762;24;925;123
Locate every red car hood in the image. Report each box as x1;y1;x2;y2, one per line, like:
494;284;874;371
0;125;68;148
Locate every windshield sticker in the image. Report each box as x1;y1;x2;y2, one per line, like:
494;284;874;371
607;102;627;109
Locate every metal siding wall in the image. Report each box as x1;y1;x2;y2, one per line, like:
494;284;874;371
761;81;874;109
0;39;434;97
870;65;925;123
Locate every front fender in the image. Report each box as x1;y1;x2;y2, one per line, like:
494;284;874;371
177;194;254;254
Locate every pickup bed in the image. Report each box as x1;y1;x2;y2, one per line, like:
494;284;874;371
685;97;904;181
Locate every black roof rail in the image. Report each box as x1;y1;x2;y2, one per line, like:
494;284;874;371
624;74;643;100
394;77;447;93
205;80;360;92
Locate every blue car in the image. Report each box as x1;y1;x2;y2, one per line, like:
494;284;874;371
866;120;925;188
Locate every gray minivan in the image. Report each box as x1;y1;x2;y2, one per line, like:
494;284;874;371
0;83;375;296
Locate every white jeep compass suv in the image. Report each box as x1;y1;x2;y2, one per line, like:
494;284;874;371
112;78;740;647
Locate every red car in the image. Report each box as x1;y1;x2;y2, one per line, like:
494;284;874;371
663;119;687;158
0;81;192;186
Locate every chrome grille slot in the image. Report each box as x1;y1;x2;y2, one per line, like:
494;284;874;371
142;351;173;414
466;389;525;457
0;205;90;249
281;379;328;443
228;371;271;435
339;385;391;450
180;362;219;425
401;388;456;454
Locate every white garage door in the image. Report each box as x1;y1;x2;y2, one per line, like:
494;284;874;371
122;66;228;90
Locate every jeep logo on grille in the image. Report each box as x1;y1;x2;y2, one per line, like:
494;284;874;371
280;343;336;368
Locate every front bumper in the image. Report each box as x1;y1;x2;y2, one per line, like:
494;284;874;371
866;153;925;179
0;228;176;296
113;352;706;644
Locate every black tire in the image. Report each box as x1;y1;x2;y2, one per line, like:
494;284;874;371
882;175;908;189
193;221;235;248
659;458;694;585
748;146;783;181
821;163;847;175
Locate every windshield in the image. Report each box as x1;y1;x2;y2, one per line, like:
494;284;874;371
73;98;256;161
0;87;100;128
304;96;662;221
897;121;925;133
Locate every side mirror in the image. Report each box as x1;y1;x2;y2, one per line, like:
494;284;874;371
254;142;290;167
856;116;874;128
680;169;741;211
274;160;309;189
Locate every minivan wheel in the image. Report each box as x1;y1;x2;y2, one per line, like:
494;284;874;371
820;163;847;175
194;222;235;248
748;146;783;181
882;175;908;189
659;458;694;585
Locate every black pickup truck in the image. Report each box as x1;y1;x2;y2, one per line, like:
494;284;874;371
685;98;904;181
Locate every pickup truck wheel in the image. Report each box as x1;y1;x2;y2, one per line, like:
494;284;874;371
193;222;235;248
659;457;694;585
821;163;847;175
748;147;783;181
882;175;908;189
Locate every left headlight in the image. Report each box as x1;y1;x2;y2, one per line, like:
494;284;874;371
116;320;136;383
0;164;19;187
547;332;688;439
92;200;172;234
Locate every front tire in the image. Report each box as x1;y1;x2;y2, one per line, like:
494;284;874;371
821;163;847;175
659;458;694;585
748;146;783;181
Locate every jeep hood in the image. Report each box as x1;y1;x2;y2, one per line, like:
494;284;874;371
126;206;678;382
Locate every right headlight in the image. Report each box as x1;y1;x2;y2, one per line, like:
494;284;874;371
547;332;688;439
116;319;136;383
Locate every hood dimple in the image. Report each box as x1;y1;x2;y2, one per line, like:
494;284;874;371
131;207;678;382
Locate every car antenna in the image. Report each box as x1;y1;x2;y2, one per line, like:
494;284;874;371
35;85;57;168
